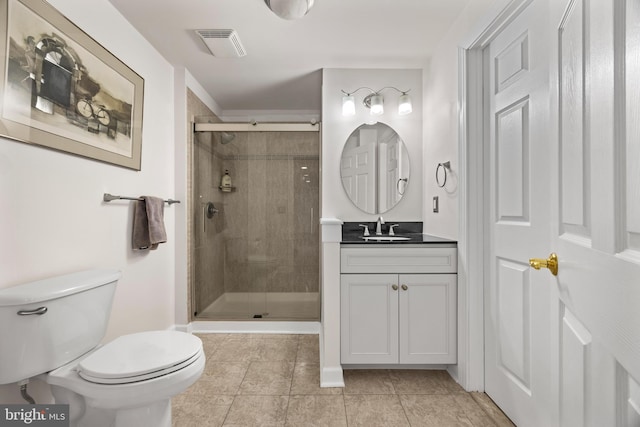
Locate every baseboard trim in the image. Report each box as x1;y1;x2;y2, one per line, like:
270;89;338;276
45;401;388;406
320;366;345;388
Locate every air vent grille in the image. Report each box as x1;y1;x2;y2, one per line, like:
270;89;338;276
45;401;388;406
195;29;246;58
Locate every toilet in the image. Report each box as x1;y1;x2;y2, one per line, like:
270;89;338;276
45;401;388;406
0;270;204;427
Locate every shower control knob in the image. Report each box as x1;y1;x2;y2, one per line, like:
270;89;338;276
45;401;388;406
205;202;219;218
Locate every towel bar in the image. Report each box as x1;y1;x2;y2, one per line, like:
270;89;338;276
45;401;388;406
103;193;180;205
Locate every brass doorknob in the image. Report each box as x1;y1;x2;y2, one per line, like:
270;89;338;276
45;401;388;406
529;253;558;276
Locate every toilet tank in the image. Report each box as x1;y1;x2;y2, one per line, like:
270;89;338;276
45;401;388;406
0;269;120;385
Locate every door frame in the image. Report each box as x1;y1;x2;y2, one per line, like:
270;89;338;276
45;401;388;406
455;0;533;391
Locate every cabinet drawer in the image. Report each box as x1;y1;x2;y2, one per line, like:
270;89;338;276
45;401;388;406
341;247;457;274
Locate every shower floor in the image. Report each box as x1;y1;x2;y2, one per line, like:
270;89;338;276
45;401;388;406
198;292;319;320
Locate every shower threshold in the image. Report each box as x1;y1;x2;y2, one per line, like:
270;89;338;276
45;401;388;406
198;292;319;320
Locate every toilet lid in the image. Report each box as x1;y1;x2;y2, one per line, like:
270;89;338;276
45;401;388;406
77;331;202;384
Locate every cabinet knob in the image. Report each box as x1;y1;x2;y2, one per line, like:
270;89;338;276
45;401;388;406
392;284;398;291
401;284;408;291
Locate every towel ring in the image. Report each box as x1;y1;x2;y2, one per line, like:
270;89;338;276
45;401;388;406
397;178;408;195
436;161;451;188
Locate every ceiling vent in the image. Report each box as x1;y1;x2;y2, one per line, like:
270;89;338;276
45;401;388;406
195;29;247;58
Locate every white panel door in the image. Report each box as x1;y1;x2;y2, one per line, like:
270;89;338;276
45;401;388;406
549;0;640;424
481;0;640;425
340;143;377;213
399;274;457;364
484;1;556;426
384;139;400;211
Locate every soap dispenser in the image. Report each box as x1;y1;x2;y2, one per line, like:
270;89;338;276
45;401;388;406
220;169;232;192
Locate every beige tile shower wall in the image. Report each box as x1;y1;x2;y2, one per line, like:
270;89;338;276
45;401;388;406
186;89;224;317
222;131;251;292
223;132;319;295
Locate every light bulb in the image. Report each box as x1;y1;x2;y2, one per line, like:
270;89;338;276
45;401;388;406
370;94;384;116
342;95;355;116
398;93;412;115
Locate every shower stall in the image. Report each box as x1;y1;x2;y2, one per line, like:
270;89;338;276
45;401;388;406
190;122;320;321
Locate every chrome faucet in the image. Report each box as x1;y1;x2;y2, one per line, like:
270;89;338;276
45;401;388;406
375;216;385;235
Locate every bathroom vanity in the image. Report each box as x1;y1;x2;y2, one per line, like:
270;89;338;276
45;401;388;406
336;121;457;367
340;223;457;365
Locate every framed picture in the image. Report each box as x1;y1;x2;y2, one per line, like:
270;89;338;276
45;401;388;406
0;0;144;170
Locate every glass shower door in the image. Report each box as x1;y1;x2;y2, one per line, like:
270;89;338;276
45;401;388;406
192;126;319;320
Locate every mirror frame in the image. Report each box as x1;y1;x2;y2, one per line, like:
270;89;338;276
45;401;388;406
339;122;410;215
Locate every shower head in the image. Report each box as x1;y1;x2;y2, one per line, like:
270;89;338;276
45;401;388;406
220;132;236;144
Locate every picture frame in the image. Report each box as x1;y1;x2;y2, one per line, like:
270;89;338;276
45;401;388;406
0;0;144;170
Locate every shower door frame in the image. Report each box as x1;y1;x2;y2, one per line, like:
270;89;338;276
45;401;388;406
194;123;320;133
190;122;321;322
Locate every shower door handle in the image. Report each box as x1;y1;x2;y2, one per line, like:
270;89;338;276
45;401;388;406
310;207;314;234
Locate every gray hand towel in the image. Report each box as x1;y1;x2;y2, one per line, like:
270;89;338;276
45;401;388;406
132;196;167;250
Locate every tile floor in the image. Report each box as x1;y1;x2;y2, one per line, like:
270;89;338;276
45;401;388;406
172;334;515;427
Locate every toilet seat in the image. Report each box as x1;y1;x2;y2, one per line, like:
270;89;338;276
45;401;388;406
77;331;202;385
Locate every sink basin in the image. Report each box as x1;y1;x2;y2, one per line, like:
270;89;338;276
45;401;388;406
361;236;411;241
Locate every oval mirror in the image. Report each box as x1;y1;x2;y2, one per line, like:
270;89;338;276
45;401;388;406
340;123;410;214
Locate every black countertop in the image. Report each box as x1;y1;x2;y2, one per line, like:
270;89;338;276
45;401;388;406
341;222;457;245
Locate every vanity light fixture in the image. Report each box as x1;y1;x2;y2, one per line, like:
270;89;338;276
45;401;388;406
341;86;412;117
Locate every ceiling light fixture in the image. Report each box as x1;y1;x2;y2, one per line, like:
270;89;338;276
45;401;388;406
264;0;315;20
341;86;412;117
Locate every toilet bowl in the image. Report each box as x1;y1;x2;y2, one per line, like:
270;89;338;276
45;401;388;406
47;331;204;427
0;270;205;427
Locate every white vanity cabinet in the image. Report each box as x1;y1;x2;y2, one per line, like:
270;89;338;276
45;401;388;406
340;245;457;365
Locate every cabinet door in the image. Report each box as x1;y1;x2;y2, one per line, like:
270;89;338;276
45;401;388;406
341;274;398;364
399;274;457;364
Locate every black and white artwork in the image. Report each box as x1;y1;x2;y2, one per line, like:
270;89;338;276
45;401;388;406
0;0;144;169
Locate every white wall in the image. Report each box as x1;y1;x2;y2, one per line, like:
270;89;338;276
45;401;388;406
0;0;175;403
422;0;510;240
322;69;423;221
